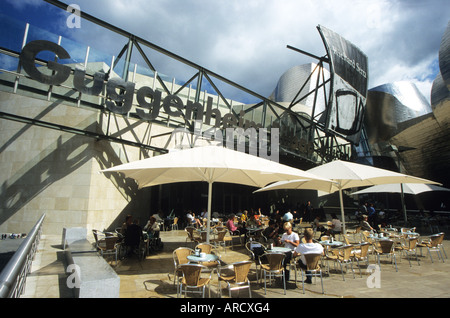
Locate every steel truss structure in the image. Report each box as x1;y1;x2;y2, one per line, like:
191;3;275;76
0;0;355;166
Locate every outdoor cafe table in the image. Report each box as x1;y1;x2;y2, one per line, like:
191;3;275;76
402;231;420;237
266;246;292;254
320;240;344;248
187;253;220;263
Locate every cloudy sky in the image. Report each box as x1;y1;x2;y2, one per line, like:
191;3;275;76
1;0;449;103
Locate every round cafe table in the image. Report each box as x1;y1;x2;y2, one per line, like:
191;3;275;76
187;253;219;263
320;240;344;247
266;246;292;253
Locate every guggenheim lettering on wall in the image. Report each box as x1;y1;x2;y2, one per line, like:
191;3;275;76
19;40;262;131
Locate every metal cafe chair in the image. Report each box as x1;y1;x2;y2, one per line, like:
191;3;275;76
217;260;253;298
259;252;286;295
295;253;325;295
177;264;212;298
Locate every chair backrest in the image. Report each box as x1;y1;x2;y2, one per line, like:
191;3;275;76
197;243;214;254
407;237;418;250
200;231;207;242
378;240;394;253
92;229;101;243
343;235;351;245
179;264;204;286
173;217;178;225
437;232;445;245
341;245;354;260
430;234;441;248
233;261;252;283
304;253;322;271
105;236;118;250
185;227;195;239
174;247;194;266
263;253;285;270
358;243;370;257
355;226;361;233
216;230;227;241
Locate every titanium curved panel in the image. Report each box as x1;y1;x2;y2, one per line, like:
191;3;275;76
365;82;432;143
269;63;328;116
431;71;449;108
439;21;450;90
432;21;450;109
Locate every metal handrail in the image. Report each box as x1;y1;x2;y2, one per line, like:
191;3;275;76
0;214;45;298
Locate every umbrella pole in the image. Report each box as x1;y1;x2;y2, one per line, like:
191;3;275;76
400;183;407;226
339;188;346;235
206;181;212;243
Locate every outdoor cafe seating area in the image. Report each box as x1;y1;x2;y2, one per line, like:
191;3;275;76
88;214;448;299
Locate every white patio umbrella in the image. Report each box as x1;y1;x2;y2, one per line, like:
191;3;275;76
257;160;439;234
306;160;440;233
351;183;450;196
100;145;332;242
351;183;450;223
254;178;340;194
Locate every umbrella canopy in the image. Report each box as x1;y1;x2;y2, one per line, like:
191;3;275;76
254;178;340;194
306;160;439;233
100;145;332;242
351;183;450;224
351;183;450;196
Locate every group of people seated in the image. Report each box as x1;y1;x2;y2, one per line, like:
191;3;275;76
312;213;342;238
119;214;162;257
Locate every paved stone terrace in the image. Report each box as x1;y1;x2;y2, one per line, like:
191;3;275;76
20;229;450;301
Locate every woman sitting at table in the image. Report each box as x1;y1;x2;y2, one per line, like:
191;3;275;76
279;222;300;281
186;210;203;228
226;214;247;237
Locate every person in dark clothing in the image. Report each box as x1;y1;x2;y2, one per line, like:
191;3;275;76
124;219;143;256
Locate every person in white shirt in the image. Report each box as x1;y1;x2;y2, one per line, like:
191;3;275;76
329;213;342;237
280;222;299;251
282;210;293;222
294;228;324;284
280;222;299;282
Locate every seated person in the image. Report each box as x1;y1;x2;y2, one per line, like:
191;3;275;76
121;214;133;236
327;213;342;237
313;216;326;236
144;216;160;238
240;210;249;226
360;215;374;232
282;210;293;222
226;214;247;236
293;228;324;284
279;222;299;281
247;212;262;228
262;220;279;243
124;219;144;255
186;210;202;228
